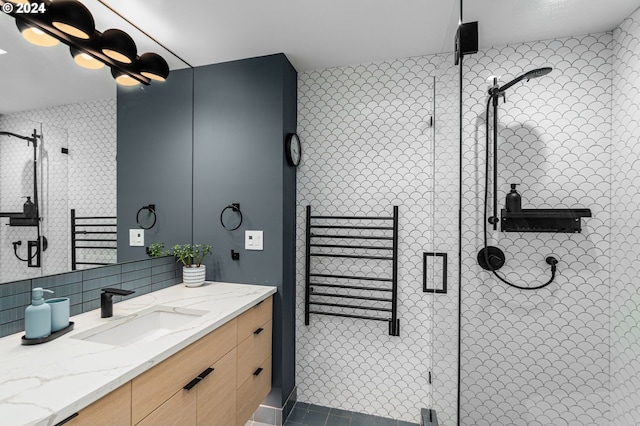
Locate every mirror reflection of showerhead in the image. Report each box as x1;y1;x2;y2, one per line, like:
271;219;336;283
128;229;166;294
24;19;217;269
498;67;553;93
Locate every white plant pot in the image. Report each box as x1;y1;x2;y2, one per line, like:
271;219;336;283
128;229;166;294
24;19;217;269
183;265;206;287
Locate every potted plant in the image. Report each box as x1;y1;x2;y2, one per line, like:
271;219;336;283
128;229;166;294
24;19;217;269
147;242;165;257
171;243;212;287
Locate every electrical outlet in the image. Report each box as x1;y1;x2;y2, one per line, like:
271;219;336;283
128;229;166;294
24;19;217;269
245;230;263;250
129;229;144;246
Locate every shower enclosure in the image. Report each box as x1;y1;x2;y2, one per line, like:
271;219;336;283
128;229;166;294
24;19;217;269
458;9;640;426
294;4;640;425
0;117;70;283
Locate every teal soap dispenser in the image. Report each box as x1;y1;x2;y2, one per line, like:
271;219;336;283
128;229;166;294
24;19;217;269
25;287;54;339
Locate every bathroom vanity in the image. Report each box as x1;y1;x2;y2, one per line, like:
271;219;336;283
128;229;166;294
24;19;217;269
0;282;276;426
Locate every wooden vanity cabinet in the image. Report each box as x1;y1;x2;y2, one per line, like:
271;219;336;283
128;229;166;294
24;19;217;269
136;385;196;426
196;347;237;426
131;296;273;426
65;382;131;425
132;318;237;424
136;348;237;426
236;298;273;426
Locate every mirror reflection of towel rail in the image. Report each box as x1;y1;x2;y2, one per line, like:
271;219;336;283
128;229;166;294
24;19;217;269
70;209;117;270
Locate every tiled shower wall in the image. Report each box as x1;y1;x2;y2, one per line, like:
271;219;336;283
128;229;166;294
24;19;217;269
0;256;181;338
461;33;612;425
611;7;640;425
296;54;459;425
0;117;68;283
0;98;117;282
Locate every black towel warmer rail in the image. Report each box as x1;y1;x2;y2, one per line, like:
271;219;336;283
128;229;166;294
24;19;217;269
304;205;400;336
71;209;117;270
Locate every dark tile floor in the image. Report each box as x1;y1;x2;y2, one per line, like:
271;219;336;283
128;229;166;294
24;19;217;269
283;402;419;426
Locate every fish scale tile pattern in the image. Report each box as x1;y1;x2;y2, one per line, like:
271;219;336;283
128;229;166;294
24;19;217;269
611;7;640;425
0;116;48;283
461;33;612;425
296;53;459;425
0;98;116;283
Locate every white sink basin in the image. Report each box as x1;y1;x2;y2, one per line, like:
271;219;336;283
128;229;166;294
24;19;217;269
72;306;208;346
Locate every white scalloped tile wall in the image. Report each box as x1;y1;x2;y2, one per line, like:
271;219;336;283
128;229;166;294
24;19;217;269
0;98;116;282
461;33;612;425
611;7;640;425
296;54;459;425
0;117;48;282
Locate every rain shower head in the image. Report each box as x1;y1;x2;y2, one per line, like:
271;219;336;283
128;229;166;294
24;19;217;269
498;67;553;93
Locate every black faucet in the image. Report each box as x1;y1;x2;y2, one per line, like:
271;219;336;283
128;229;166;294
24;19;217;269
101;288;135;318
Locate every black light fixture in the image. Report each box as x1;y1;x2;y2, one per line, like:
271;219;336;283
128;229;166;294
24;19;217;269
70;46;104;70
111;67;140;86
101;28;137;64
139;52;169;81
0;0;169;86
16;19;59;47
49;0;95;40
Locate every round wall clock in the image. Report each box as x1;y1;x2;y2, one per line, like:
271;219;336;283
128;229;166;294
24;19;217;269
285;133;301;167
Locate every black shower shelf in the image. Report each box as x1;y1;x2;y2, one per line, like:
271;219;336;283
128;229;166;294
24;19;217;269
9;218;39;226
501;208;592;233
0;212;39;226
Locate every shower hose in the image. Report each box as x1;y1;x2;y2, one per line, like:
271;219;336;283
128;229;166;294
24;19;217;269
482;96;557;290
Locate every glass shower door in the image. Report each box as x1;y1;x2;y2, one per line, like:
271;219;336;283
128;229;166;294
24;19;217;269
39;122;69;277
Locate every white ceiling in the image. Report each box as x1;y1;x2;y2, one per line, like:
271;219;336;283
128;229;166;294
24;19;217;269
101;0;640;70
1;0;639;114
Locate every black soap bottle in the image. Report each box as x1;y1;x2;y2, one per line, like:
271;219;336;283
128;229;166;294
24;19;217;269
505;184;521;212
23;196;36;218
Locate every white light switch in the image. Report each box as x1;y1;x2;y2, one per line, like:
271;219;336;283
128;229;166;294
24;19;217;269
129;229;144;246
245;230;263;250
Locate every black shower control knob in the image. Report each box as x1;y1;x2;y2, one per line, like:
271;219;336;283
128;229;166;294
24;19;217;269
477;246;506;271
489;255;503;268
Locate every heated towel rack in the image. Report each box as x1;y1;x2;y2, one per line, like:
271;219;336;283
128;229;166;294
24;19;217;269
304;205;400;336
71;209;117;270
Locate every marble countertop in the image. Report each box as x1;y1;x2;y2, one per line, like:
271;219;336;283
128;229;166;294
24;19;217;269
0;281;276;426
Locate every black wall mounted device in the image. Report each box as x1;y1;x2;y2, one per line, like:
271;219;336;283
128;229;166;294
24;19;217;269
455;21;478;65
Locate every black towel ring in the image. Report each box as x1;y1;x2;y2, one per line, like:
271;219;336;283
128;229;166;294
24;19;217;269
136;204;157;230
220;203;243;231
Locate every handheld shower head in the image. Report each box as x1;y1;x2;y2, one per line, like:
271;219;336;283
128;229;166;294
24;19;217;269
523;67;552;80
498;67;552;93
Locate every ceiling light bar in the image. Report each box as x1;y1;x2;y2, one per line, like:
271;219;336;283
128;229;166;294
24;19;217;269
1;0;170;86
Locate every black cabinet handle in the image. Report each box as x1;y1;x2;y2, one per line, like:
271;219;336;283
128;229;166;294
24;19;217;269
183;377;201;391
198;367;214;380
254;327;264;335
55;413;79;426
183;367;215;390
253;367;263;376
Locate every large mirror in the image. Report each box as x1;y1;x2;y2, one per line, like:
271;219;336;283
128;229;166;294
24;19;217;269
0;0;191;284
